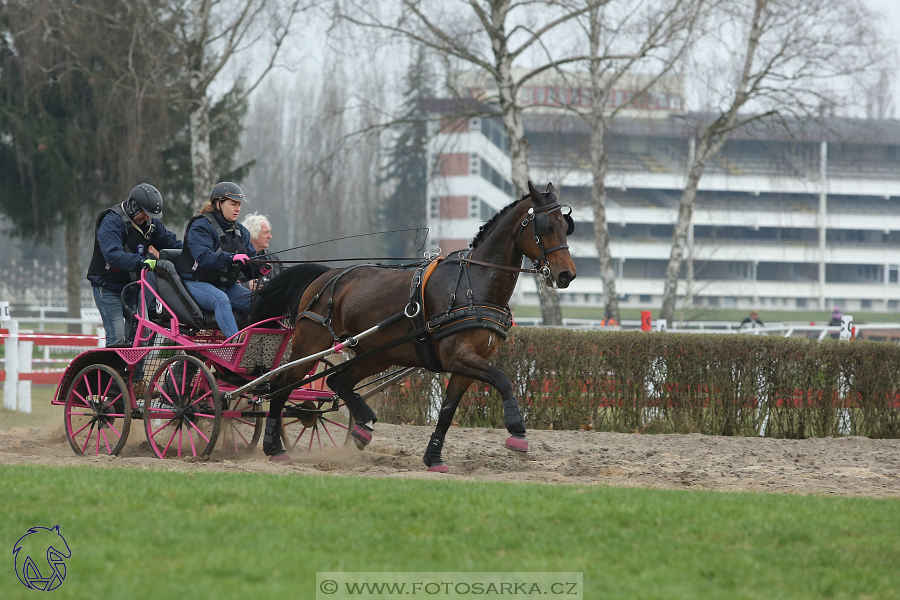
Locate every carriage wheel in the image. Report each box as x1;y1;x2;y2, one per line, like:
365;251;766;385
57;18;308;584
144;355;221;458
64;364;132;456
216;393;263;456
281;360;353;454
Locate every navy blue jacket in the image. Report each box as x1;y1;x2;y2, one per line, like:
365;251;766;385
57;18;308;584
87;212;182;292
179;212;259;282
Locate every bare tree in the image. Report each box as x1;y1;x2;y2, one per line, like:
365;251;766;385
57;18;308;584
240;60;387;256
575;0;701;323
173;0;307;207
341;0;603;325
658;0;886;325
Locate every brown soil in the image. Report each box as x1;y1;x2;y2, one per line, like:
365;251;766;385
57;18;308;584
1;421;899;497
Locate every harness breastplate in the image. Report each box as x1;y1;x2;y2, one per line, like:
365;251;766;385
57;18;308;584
87;205;150;284
177;213;248;285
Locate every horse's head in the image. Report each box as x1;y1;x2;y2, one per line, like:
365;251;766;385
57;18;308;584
516;181;577;288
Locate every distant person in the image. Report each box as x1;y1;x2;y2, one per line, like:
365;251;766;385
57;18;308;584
828;306;843;339
740;310;764;329
242;212;277;291
600;311;618;327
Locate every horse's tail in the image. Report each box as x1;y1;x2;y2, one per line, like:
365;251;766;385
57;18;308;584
249;263;333;323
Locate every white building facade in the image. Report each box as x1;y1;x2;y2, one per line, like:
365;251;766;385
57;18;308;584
425;90;900;313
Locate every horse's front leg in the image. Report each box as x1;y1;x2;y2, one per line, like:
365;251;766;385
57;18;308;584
423;373;474;473
442;350;528;453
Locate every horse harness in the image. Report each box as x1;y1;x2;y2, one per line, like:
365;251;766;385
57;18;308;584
293;195;573;375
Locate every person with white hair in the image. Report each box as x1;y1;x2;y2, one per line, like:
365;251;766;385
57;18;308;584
243;212;272;253
242;212;278;290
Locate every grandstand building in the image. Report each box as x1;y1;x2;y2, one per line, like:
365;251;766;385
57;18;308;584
424;74;900;313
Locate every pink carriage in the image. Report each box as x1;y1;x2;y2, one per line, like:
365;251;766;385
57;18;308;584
52;250;375;459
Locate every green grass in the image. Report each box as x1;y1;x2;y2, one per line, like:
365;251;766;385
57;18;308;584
0;465;898;599
514;305;900;324
0;385;60;430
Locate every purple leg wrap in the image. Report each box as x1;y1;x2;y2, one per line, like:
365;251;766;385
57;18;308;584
351;423;373;450
504;435;529;452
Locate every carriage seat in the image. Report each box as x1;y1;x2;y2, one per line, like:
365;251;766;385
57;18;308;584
151;252;219;331
149;250;246;336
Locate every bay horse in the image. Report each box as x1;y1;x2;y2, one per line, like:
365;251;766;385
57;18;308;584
250;181;576;471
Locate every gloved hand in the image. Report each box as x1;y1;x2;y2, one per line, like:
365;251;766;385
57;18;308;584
232;253;250;265
259;263;273;276
142;259;157;271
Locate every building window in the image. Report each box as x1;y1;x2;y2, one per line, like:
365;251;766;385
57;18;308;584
480;119;508;153
469;197;479;219
639;294;651;303
889;299;899;310
479;158;514;198
861;299;872;309
429;197;439;219
796;298;807;308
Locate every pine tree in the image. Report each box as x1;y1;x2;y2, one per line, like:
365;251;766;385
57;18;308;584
379;47;434;257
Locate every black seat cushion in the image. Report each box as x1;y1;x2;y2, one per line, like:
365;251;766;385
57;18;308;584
153;260;218;330
157;248;183;263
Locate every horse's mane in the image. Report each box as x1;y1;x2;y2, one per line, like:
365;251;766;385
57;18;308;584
248;263;333;323
470;194;529;249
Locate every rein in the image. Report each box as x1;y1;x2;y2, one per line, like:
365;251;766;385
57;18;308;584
247;257;423;264
443;257;539;274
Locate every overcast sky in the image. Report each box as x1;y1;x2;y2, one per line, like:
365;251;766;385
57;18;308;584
865;0;900;116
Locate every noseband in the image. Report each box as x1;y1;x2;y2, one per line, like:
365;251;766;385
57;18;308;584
514;199;574;277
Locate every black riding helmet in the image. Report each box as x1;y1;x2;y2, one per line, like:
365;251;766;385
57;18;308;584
210;182;247;204
128;183;163;219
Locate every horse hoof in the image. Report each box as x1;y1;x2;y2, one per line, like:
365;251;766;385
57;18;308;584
269;452;291;462
427;464;449;473
351;424;373;450
504;436;528;452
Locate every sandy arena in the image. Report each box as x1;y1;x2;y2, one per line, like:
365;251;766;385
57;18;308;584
1;421;899;497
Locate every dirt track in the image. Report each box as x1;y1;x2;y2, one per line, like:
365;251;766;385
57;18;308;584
1;421;899;497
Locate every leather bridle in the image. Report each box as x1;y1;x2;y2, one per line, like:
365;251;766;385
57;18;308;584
514;198;572;278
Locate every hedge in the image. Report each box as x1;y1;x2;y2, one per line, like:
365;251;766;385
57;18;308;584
373;329;900;438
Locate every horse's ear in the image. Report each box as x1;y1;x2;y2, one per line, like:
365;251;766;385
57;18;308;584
527;181;543;204
546;182;555;195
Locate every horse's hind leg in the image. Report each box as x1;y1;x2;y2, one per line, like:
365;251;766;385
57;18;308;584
423;373;473;473
326;364;383;450
263;375;293;461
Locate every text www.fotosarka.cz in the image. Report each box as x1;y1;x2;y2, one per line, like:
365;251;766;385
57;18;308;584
316;572;583;598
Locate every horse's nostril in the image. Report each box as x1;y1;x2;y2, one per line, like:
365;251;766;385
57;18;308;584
557;271;574;288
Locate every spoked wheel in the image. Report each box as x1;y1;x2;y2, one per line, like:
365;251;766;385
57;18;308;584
64;364;132;456
144;355;222;458
281;360;353;454
216;393;264;456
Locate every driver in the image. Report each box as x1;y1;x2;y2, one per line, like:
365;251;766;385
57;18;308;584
176;182;261;339
87;183;182;347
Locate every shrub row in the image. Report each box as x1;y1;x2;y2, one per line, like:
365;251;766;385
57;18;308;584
373;329;900;438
